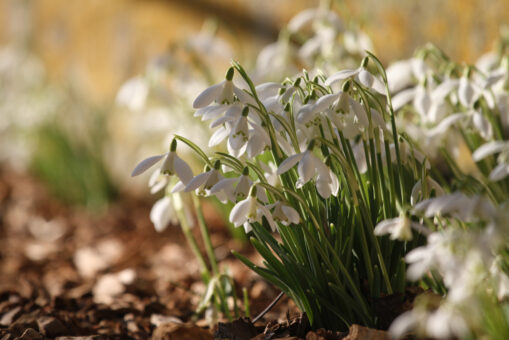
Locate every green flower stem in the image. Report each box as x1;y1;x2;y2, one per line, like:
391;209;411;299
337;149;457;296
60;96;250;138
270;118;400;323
242;287;250;318
366;52;406;202
173;194;211;282
357;200;393;294
192;195;220;276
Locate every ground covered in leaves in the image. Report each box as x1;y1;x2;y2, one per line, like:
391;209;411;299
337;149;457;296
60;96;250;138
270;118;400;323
0;167;394;339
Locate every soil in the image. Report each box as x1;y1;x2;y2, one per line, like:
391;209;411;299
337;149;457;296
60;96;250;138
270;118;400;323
0;167;394;340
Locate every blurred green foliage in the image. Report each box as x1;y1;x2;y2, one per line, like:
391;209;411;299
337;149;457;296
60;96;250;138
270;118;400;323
30;122;117;210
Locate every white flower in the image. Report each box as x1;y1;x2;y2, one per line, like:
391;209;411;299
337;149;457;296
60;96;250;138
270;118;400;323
116;76;149;111
472;141;509;181
425;304;469;339
410;177;445;205
210;171;254;203
229;187;276;233
287;7;343;33
413;193;495;222
131;145;194;186
374;215;428;241
192;67;251;108
260;161;280;187
268;201;301;226
277;149;339;198
325;62;386;95
386;58;427;93
405;231;454;281
148;168;168;194
150;196;178;232
184;165;224;197
458;75;480;108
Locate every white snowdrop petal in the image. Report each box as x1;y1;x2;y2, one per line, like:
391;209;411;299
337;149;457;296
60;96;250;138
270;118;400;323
150;197;173;232
277;153;305;175
472;112;492;140
184;172;210;192
427;113;464;137
171;180;186;193
314;93;339;112
431;79;458;102
131;153;167;177
234;87;256;106
209;126;230;147
349;98;369;127
298;151;315;184
282;206;300;224
374;218;398;236
489;163;509;181
210;178;236;193
174;156;194;184
472;141;509;161
388;311;419;338
458;77;477;108
259;205;277;232
296;104;315;124
193;82;224;108
386;60;413;92
325;68;360;86
287;8;316;32
315;176;332;199
392;88;416;111
229;198;251;226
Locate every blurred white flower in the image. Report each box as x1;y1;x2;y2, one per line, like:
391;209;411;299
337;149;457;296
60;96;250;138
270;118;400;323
150;196;178;232
326;62;385;94
116;76;149;111
374;215;427;241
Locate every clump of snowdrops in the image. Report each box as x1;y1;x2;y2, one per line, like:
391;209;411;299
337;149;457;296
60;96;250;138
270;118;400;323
132;53;435;330
130;5;509;338
382;33;509;339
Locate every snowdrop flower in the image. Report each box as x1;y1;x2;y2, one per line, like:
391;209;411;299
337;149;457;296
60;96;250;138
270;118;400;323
413;192;495;222
410;176;445;205
287;7;343;34
246;122;271;158
277;145;339;199
210;168;253;203
229;186;276;233
472;141;509;181
131;139;194;186
260;161;280;187
267;201;301;226
425;304;469;339
405;230;455;281
343;30;373;56
374;214;428;241
325;58;386;94
184;161;224;198
490;256;509;300
390;302;469;339
193;67;250;108
386;58;427;93
148;168;168;194
458;72;480;108
150;196;178;232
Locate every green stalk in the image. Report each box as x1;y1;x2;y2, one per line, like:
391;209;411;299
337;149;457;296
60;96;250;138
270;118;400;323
173;194;211;282
192;195;219;276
